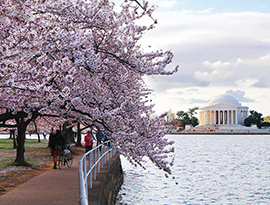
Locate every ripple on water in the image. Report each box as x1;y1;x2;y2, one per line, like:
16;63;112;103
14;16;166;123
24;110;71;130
116;135;270;205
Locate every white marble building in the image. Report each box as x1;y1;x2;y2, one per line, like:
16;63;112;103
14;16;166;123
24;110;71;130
199;94;249;126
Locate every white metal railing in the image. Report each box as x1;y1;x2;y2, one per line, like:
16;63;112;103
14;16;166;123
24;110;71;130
78;140;116;205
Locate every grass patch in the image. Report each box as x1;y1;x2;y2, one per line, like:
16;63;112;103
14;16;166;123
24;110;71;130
0;161;13;167
0;139;50;169
0;140;13;150
0;139;49;150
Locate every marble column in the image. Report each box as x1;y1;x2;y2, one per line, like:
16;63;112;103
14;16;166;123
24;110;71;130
228;110;229;124
218;110;220;124
228;110;231;124
205;110;208;125
223;110;225;124
224;110;229;124
235;110;238;125
214;110;216;124
232;110;234;124
210;110;212;124
225;110;227;124
230;110;232;124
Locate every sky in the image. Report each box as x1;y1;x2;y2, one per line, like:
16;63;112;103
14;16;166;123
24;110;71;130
116;0;270;117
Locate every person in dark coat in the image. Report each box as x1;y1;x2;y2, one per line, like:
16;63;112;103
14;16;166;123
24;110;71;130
96;129;104;147
49;129;65;169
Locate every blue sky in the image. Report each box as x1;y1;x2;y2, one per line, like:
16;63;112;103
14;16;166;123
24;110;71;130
176;0;270;13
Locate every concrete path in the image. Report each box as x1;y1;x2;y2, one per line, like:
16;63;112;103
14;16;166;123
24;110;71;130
0;155;81;205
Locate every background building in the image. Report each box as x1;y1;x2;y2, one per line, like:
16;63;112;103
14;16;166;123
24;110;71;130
199;94;249;126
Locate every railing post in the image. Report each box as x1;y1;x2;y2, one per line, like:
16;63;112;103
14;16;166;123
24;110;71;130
104;144;106;165
101;144;104;168
113;142;116;155
98;147;100;173
107;143;110;161
110;142;113;158
83;157;88;197
89;152;92;189
104;144;107;164
93;149;96;180
79;140;114;205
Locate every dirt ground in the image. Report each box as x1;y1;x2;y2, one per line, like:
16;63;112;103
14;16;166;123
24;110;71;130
0;139;84;197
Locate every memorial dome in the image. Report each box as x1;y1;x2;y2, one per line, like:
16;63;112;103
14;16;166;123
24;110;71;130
208;94;241;107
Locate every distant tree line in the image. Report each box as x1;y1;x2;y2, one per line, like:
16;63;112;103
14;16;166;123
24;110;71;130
162;107;199;129
244;110;270;128
163;108;269;130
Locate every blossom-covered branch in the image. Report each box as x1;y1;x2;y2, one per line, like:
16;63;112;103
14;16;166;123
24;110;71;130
0;0;177;173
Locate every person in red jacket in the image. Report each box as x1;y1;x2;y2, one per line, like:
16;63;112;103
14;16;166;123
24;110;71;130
84;130;94;153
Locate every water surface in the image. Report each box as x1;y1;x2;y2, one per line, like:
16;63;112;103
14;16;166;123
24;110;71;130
116;135;270;204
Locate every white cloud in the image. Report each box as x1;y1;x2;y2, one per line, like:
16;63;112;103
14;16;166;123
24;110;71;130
194;70;232;83
225;90;255;102
198;54;270;88
202;60;231;69
189;98;208;104
140;11;270;49
202;54;270;69
198;8;213;14
251;78;270;88
235;78;259;88
112;1;270;116
235;54;270;67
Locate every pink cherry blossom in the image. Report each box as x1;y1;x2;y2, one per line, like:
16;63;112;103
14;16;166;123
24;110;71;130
0;0;177;173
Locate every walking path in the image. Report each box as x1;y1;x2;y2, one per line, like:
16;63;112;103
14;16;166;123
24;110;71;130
0;155;81;205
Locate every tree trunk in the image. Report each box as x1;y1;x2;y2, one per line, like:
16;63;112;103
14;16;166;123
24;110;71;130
14;118;28;165
33;120;41;142
75;121;82;146
12;130;17;149
37;133;41;143
9;130;12;139
35;127;41;143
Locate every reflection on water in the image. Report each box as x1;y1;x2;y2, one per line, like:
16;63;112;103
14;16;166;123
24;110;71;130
116;135;270;204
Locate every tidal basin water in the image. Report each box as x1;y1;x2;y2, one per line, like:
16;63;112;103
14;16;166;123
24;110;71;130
116;135;270;204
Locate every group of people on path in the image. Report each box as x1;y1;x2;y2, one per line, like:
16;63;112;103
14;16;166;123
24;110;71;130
48;128;107;169
84;129;106;153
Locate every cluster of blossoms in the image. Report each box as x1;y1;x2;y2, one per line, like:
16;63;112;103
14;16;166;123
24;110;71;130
0;0;177;173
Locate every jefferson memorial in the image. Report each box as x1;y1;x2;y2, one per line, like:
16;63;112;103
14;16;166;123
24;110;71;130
199;94;249;126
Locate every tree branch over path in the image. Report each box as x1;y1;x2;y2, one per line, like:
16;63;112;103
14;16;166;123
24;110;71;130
0;0;177;174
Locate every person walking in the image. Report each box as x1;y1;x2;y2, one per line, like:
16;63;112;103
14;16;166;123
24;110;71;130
49;129;65;169
84;130;94;153
96;129;104;147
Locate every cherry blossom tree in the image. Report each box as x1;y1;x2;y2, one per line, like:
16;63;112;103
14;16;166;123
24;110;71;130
0;0;72;164
0;0;178;173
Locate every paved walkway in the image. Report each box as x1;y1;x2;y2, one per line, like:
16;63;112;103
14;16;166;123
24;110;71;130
0;155;81;205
